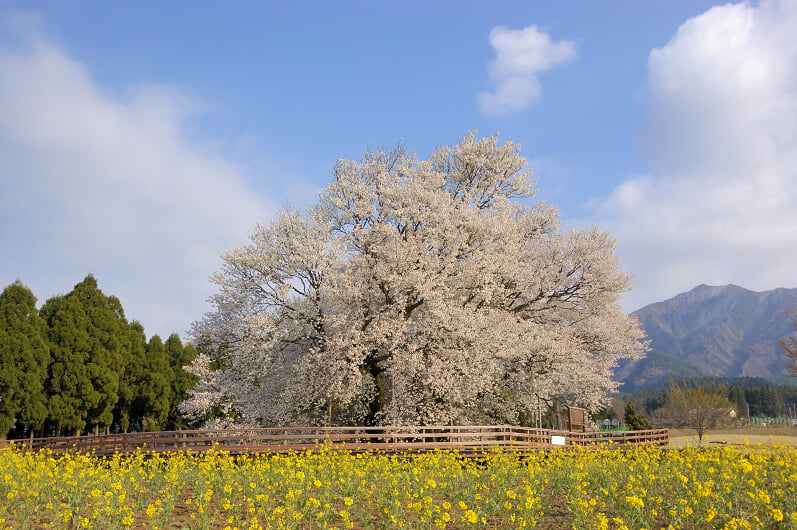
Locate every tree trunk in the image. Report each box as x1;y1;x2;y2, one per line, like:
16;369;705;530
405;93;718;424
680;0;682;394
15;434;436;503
365;370;387;426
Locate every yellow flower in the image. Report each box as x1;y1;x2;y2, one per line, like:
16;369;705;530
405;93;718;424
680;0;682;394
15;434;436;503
706;507;716;522
625;495;644;509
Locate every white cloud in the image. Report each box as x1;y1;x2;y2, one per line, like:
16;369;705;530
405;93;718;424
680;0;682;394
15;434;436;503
0;19;276;337
479;25;576;115
594;0;797;311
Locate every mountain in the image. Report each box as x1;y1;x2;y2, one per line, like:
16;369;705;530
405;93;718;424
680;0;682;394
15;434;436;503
619;284;797;388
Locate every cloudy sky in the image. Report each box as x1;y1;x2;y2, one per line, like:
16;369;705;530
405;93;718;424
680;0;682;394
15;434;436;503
1;1;795;339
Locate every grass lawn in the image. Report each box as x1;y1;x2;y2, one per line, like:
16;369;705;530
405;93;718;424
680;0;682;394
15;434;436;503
668;425;797;447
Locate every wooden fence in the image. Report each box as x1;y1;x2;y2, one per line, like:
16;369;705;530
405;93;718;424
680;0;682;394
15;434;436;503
6;425;668;456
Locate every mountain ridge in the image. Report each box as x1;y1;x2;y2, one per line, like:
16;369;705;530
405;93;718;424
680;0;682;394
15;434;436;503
618;284;797;390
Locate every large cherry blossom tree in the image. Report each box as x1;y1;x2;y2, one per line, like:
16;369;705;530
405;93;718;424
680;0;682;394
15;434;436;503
182;133;646;427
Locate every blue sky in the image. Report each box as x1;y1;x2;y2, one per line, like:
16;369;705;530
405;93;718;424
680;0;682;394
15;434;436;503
2;1;796;338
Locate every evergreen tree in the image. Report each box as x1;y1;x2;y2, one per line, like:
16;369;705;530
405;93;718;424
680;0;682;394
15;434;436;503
41;294;91;436
164;334;198;429
139;335;173;431
763;385;785;416
0;281;50;439
114;321;149;433
42;275;129;435
745;387;763;416
623;401;652;430
727;386;748;419
591;406;618;424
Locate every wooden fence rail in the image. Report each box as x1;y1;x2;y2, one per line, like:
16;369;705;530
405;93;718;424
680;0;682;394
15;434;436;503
5;425;668;456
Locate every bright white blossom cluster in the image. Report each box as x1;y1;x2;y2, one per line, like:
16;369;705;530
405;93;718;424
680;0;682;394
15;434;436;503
181;133;646;427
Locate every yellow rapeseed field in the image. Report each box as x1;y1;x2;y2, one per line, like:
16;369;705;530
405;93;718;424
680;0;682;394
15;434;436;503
1;440;795;529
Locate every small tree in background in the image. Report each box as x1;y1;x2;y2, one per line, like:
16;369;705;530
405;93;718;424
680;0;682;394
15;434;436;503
623;401;652;430
664;381;733;443
780;308;797;377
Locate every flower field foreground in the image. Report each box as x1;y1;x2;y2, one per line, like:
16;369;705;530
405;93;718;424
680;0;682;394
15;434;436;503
1;442;795;529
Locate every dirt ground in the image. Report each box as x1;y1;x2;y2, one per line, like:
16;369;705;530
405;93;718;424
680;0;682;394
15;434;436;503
668;425;797;447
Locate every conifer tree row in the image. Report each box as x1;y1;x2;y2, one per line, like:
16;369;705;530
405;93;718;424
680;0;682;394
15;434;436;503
0;276;198;439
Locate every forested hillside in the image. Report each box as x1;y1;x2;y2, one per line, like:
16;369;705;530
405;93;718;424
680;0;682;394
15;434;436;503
628;376;796;420
0;276;198;439
616;350;705;393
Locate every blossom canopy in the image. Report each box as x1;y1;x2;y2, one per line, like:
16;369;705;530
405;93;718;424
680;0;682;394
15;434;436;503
182;132;646;427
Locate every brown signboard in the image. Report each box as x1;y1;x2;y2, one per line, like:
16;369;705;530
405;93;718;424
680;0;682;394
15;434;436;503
568;406;586;432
